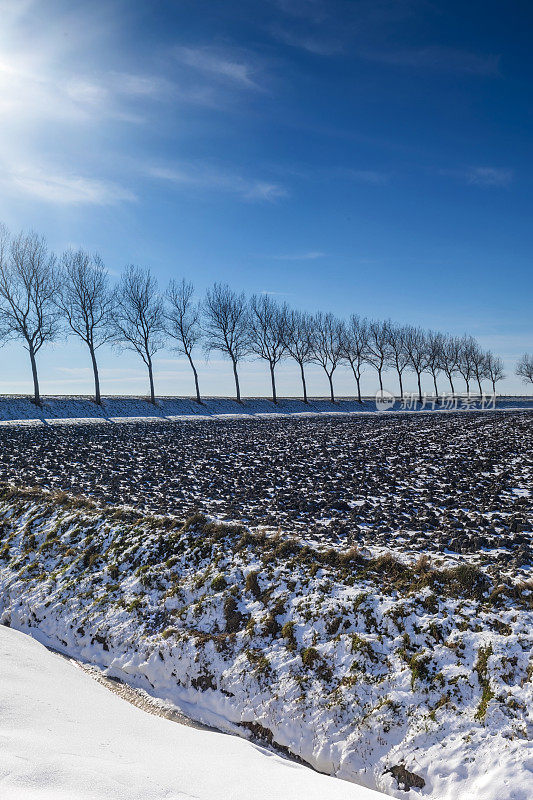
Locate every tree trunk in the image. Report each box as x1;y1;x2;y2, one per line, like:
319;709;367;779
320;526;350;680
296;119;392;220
327;371;335;403
477;377;483;396
351;364;362;403
269;362;277;404
432;372;439;403
377;367;383;391
28;343;40;406
397;370;404;400
417;372;422;404
465;378;470;394
188;353;201;404
447;374;455;394
147;358;155;404
232;358;241;403
491;379;496;394
89;346;101;405
299;362;308;404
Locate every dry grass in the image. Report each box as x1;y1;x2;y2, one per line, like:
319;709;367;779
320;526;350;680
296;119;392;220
0;482;530;608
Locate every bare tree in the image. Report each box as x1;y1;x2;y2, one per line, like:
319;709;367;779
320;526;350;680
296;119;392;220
165;279;202;403
516;353;533;385
366;319;391;392
341;315;369;403
0;227;59;406
485;352;505;393
56;249;114;405
281;307;315;403
471;341;488;396
386;323;409;400
113;265;164;404
311;312;344;402
248;294;285;403
457;335;478;395
425;330;445;400
404;326;429;403
203;283;249;402
440;335;461;394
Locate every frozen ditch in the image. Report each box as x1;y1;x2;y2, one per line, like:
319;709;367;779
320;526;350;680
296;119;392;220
0;485;531;799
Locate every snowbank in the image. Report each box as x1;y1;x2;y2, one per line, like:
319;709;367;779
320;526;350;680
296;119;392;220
0;624;378;800
0;487;531;799
0;394;531;425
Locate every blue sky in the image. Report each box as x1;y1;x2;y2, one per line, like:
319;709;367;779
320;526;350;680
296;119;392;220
0;0;531;397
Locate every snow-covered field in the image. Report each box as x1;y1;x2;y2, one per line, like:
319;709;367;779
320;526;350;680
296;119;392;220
0;485;531;799
1;624;380;800
0;413;530;578
0;394;531;425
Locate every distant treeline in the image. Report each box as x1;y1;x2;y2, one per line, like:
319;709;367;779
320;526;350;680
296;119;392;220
0;226;532;406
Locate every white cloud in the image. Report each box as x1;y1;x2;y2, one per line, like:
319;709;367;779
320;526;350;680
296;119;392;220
466;167;513;187
271;27;341;55
63;72;169;118
108;72;170;98
1;165;136;205
349;170;389;185
64;78;108;108
358;46;499;76
0;58;167;127
437;166;514;188
244;181;287;201
174;46;259;88
147;162;287;202
273;251;325;260
0;3;214;216
0;4;283;219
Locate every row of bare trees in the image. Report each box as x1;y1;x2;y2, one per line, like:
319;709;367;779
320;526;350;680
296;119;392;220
0;227;528;406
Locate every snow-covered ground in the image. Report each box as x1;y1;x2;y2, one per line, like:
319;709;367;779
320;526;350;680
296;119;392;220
0;413;529;579
0;624;380;800
0;487;531;799
0;394;531;425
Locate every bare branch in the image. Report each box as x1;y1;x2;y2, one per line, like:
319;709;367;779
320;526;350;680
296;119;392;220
56;249;115;404
485;352;505;392
164;279;202;402
0;227;59;405
439;335;461;394
365;319;392;392
280;307;315;402
404;326;429;403
457;335;480;395
386;323;409;399
311;311;344;402
516;353;533;385
203;283;249;402
248;294;285;403
340;315;369;403
113;265;164;403
425;330;445;399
